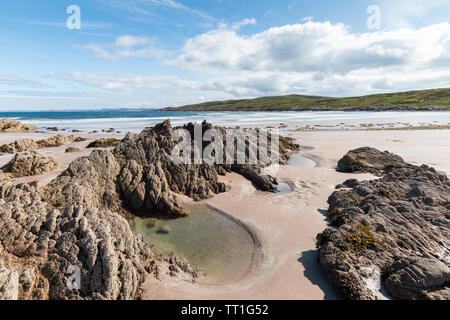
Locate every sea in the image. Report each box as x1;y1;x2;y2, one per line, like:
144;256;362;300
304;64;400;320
1;109;450;133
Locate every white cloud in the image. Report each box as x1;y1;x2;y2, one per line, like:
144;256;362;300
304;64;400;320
381;0;448;29
170;21;450;76
114;35;151;47
80;35;166;61
7;20;450;109
231;18;257;30
96;0;213;21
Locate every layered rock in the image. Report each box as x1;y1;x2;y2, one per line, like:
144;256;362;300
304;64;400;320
0;135;76;153
337;147;408;176
44;120;296;217
0;139;38;154
0;118;36;132
0;182;195;300
317;147;450;300
1;151;58;178
37;134;76;148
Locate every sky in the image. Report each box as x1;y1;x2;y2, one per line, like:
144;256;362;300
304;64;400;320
0;0;449;110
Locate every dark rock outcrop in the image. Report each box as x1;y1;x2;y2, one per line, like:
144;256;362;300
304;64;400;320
87;138;121;149
44;120;296;217
317;147;450;300
337;147;407;176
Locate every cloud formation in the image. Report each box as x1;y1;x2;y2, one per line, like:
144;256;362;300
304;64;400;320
80;35;166;61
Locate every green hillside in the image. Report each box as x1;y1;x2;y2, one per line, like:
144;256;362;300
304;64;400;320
163;88;450;111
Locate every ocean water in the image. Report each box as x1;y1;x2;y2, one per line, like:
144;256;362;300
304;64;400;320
1;109;450;133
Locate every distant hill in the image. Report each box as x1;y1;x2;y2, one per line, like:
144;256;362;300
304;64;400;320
162;88;450;112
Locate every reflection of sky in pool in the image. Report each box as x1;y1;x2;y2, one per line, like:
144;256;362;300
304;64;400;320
131;205;255;285
287;153;317;168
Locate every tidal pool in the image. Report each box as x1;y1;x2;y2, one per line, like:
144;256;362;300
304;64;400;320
131;204;257;285
288;152;317;168
274;182;292;194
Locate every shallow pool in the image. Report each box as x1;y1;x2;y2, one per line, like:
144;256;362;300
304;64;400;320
287;152;317;168
131;204;256;285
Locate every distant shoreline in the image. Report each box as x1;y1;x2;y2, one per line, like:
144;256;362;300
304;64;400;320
160;88;450;112
161;106;450;112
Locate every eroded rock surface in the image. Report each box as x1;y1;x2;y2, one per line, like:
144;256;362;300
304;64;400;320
337;147;407;176
1;151;58;178
0;118;36;132
317;147;450;300
0;135;76;153
87;138;121;148
0;120;294;300
44;120;296;217
0;182;195;300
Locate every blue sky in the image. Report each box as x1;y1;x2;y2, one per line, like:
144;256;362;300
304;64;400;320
0;0;449;110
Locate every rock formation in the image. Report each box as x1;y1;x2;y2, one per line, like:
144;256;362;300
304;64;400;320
44;120;297;217
0;181;195;300
0;118;36;132
87;138;121;148
317;147;450;300
0;135;76;153
0;120;295;300
0;151;58;178
65;147;81;153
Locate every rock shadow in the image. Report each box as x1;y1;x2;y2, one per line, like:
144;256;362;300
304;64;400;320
297;250;339;300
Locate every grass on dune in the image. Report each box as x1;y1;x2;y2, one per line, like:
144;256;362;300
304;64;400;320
169;88;450;111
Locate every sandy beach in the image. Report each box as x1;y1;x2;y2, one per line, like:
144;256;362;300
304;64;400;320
1;128;449;300
143;129;450;300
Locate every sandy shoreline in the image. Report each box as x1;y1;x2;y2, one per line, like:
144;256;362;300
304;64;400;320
143;129;450;300
1;128;449;300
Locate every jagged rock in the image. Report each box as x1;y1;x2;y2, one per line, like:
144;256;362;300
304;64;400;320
0;118;36;132
0;135;76;154
36;134;76;148
43;150;121;210
87;138;121;148
0;182;196;300
1;151;58;178
337;147;407;176
317;147;450;300
0;139;38;153
44;120;295;217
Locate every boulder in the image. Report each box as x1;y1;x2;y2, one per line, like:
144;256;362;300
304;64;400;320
0;119;36;132
337;147;407;176
1;151;58;178
65;147;81;153
0;135;76;154
87;138;121;148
